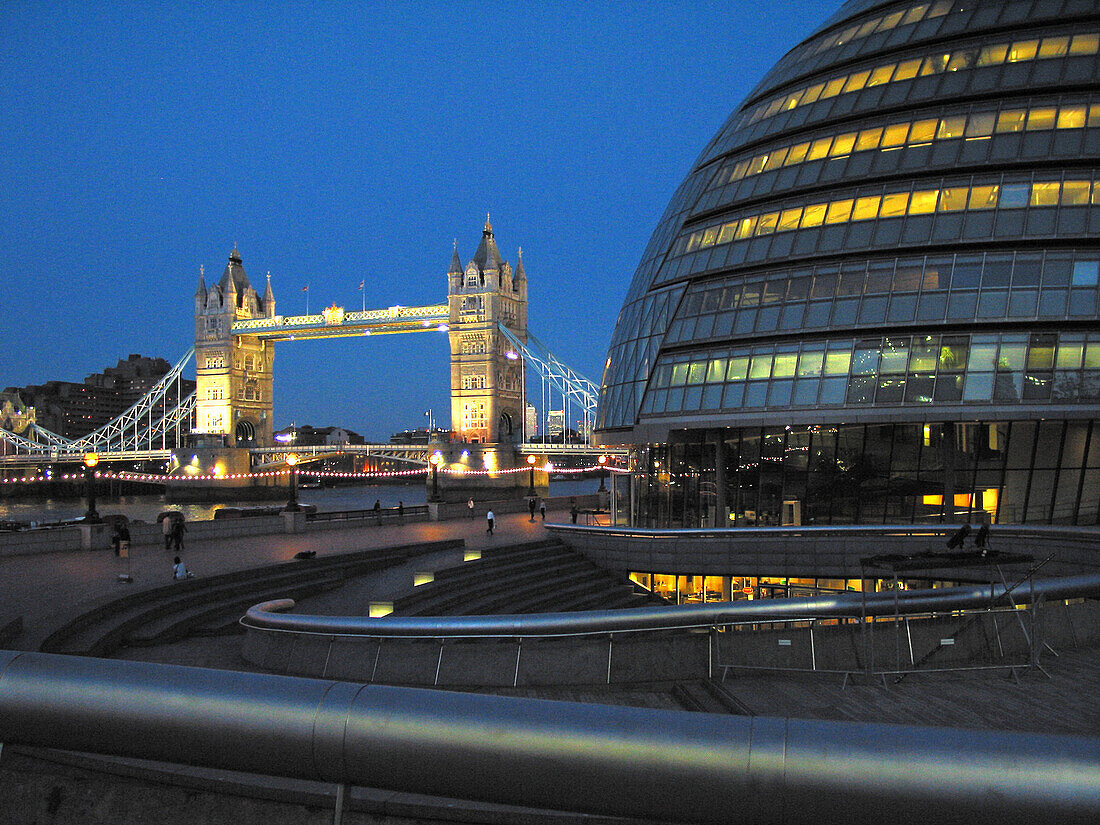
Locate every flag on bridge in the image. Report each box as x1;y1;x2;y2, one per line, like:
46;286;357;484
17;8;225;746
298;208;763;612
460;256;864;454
358;280;364;290
302;285;309;292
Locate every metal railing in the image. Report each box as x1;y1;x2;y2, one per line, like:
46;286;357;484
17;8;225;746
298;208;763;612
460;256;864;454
242;572;1100;639
1;649;1097;824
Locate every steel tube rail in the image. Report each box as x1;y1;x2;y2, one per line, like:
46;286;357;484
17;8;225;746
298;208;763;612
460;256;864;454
1;649;1097;824
242;573;1100;639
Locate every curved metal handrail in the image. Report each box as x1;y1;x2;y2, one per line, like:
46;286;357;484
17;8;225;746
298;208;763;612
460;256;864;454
242;572;1100;640
1;649;1097;824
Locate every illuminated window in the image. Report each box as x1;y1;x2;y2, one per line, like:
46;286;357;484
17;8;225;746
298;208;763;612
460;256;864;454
965;112;995;137
866;65;895;87
855;127;883;151
1057;106;1087;129
909;190;939;214
829;133;857;157
807;138;833;161
936;116;966;140
995;110;1027;133
968;185;999;209
1030;182;1061;207
892;59;921;81
1070;33;1100;55
908;119;938;144
800;203;827;228
977;43;1008;66
825;199;854;224
852;196;881;221
881;123;910;148
879;192;910;218
1007;39;1039;62
938;187;968;211
1038;36;1069;59
1062;181;1091;206
1025;108;1057;131
784;143;810;166
756;212;779;235
778;208;803;232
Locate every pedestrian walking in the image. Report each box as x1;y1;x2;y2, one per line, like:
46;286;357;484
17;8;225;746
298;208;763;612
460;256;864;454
467;498;475;518
540;500;546;521
570;503;579;524
529;498;537;522
162;515;173;550
171;517;187;551
486;509;495;535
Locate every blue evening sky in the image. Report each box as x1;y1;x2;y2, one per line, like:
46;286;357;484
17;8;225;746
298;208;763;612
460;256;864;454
1;1;826;441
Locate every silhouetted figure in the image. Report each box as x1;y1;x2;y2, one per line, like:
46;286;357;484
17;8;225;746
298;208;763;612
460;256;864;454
486;509;495;535
945;523;971;549
529;498;537;522
373;499;381;525
974;523;991;555
540;501;546;521
398;501;404;524
171;517;186;551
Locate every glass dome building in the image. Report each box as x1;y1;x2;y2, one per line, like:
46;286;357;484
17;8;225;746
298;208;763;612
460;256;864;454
596;0;1100;527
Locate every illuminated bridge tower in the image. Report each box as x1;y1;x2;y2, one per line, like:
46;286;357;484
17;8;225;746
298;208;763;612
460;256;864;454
193;245;276;448
448;217;528;444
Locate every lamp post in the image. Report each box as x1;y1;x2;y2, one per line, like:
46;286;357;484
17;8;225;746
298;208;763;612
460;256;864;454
82;452;100;523
526;454;537;497
429;453;441;502
285;453;300;512
597;455;607;492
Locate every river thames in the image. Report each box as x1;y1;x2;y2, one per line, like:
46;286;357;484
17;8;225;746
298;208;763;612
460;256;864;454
0;478;603;525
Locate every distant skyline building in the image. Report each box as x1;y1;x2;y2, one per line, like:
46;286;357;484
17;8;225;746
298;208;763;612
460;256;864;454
4;354;195;440
597;0;1100;527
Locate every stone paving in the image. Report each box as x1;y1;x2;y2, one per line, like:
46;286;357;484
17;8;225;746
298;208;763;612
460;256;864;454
0;508;560;651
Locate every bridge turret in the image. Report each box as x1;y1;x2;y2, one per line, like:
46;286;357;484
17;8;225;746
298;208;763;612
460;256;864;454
194;265;207;313
447;218;528;445
263;271;276;318
194;245;274;449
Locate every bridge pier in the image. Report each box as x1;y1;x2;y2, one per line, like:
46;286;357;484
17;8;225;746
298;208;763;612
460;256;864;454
426;442;547;504
165;443;288;502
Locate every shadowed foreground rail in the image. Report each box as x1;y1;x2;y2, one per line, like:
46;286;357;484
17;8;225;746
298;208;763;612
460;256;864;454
1;650;1098;824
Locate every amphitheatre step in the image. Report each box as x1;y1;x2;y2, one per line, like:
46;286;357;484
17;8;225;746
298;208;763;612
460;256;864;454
671;680;734;714
39;541;459;656
123;577;347;647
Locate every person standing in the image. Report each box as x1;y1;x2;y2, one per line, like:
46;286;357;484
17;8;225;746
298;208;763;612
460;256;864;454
467;498;475;518
539;500;546;521
162;515;173;550
398;501;404;524
373;499;382;525
486;509;495;535
171;517;187;551
528;498;537;522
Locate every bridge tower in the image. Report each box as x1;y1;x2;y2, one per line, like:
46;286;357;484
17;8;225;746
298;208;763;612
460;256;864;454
193;245;276;447
447;217;527;444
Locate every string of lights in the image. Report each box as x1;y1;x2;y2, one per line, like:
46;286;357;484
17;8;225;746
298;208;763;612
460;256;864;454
0;463;628;484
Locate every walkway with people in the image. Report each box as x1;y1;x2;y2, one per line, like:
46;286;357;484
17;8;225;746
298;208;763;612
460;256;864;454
0;507;566;652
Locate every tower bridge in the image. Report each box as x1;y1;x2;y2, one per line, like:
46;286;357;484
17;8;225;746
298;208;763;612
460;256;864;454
1;219;609;500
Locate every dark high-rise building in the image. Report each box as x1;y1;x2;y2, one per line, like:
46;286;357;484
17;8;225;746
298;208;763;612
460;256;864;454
597;0;1100;527
7;354;196;440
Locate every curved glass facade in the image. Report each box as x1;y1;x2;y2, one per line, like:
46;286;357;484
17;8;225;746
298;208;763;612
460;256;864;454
596;0;1100;526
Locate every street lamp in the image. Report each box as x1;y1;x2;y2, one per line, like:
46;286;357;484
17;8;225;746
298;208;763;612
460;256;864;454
597;455;607;492
285;453;300;511
429;453;441;501
526;454;537;497
82;452;100;523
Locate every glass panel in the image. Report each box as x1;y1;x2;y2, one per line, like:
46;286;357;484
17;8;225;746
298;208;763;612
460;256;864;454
909;118;938;143
1057;106;1087;130
939;187;968;211
856;127;883;151
1062;181;1091;206
1030;182;1061;207
996;110;1027;133
772;353;797;378
824;349;852;375
965;112;995;137
909;189;939;214
937;116;966;139
879;192;909;217
749;354;773;379
726;356;749;381
968;185;999;209
801;203;827;227
825;199;854;224
852;196;882;220
998;184;1030;208
798;350;824;376
1026;108;1057;131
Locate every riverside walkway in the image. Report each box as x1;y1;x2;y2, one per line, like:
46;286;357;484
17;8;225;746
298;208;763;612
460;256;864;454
0;506;563;652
